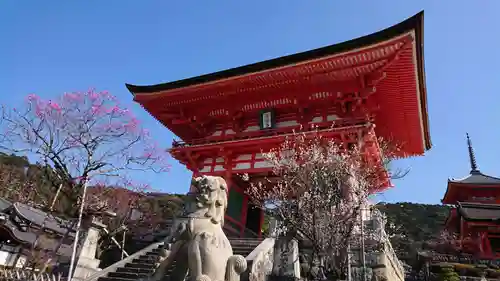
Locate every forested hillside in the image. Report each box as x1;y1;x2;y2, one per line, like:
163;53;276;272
0;153;452;262
376;202;450;261
0;152;185;229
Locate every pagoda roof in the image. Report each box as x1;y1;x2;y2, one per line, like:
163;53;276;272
442;134;500;204
127;12;425;96
448;171;500;185
457;202;500;221
447;134;500;186
442;172;500;204
127;11;431;156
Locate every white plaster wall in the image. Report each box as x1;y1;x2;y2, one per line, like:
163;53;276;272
0;250;9;266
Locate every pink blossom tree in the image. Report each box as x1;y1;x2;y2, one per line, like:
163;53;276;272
245;130;401;279
0;89;167;197
0;89;169;275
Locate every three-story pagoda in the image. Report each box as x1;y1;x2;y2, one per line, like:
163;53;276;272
443;134;500;259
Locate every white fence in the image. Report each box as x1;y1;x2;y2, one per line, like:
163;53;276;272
0;267;62;281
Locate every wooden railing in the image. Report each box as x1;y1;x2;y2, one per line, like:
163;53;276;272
171;117;370;148
422;252;500;266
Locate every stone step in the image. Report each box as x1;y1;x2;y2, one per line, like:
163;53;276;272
133;255;161;264
234;249;258;254
234;249;258;253
116;267;153;275
229;238;264;242
231;241;263;246
98;277;136;281
232;244;261;249
111;265;176;281
233;242;261;246
235;253;253;257
108;271;149;279
125;262;157;269
231;243;262;248
100;237;261;281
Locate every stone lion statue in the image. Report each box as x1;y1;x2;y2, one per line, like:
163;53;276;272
151;175;247;281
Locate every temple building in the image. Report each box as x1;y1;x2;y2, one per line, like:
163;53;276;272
72;11;435;281
0;197;74;268
126;11;431;239
442;134;500;259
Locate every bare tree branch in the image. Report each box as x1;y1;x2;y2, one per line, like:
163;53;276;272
244;129;405;279
0;89;171;274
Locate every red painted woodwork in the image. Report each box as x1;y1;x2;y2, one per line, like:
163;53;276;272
171;125;390;190
443;184;500;258
445;207;500;258
128;12;430;238
130;20;429;156
442;183;500;205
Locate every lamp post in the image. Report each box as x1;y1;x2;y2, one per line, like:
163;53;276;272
360;206;367;281
67;178;90;281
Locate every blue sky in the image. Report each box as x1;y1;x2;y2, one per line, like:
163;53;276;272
1;1;499;204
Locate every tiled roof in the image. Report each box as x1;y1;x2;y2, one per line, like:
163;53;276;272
0;219;73;257
12;202;75;236
0;197;11;211
448;171;500;185
458;202;500;221
0;198;76;257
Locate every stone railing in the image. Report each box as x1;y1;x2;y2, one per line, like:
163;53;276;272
245;238;275;281
84;241;164;281
381;235;405;278
349;208;405;281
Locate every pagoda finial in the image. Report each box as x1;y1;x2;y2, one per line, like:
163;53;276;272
466;133;479;173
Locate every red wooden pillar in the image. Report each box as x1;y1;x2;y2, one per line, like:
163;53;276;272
459;217;464;249
259;208;265;238
240;196;249;237
224;169;234;233
225;170;232;191
478;232;484;257
189;171;202;192
483;232;493;258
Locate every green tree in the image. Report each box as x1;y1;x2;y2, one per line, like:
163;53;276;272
438;265;460;281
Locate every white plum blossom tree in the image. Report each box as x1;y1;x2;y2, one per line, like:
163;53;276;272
245;129;402;279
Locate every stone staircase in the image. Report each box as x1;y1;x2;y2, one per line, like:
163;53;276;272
96;237;263;281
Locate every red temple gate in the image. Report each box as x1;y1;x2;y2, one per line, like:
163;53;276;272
127;11;431;238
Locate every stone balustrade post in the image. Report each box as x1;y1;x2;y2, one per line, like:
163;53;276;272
71;216;105;281
268;217;278;238
271;238;300;280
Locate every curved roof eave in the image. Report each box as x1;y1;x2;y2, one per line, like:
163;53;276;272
12;202;75;236
447;172;500;185
126;11;424;95
0;220;36;245
126;11;430;151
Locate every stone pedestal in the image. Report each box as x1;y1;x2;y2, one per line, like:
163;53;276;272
72;217;104;281
371;264;387;281
271;238;300;280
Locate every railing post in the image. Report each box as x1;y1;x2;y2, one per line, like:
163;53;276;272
268;217;278;238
